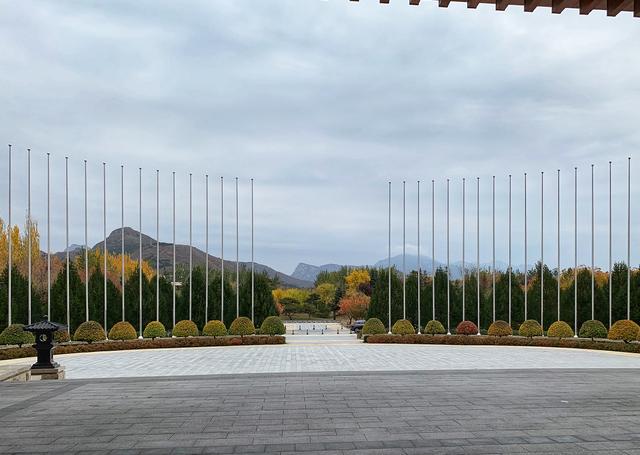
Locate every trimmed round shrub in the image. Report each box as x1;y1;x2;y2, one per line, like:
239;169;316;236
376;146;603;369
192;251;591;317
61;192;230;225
609;320;640;343
391;319;415;335
203;320;228;337
579;320;608;340
108;321;137;341
519;320;543;338
54;330;71;343
456;320;479;336
0;324;36;347
73;321;106;343
259;317;285;336
488;320;513;337
362;318;386;335
547;321;574;339
229;317;256;337
424;320;446;335
172;320;199;337
143;321;167;339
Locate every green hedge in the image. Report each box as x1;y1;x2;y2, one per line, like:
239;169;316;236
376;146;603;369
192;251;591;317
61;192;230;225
202;320;228;337
0;324;35;347
519;320;542;338
143;321;167;339
424;320;446;335
259;316;285;336
73;321;106;343
547;321;574;339
173;320;199;338
488;320;512;337
108;321;137;341
229;317;256;337
391;319;415;335
54;330;71;343
579;320;607;340
609;320;640;343
362;318;386;335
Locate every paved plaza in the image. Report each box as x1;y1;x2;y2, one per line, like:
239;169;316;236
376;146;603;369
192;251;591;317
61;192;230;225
2;369;640;454
40;342;640;379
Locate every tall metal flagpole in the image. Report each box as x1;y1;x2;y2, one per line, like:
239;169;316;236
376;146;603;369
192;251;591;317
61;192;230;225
65;158;70;330
28;149;32;324
609;161;612;329
431;179;435;323
462;178;466;321
591;164;595;321
417;180;421;334
251;178;255;324
476;177;480;334
446;178;450;334
492;175;496;323
156;169;160;322
84;159;88;323
103;163;107;332
189;173;193;321
524;173;528;321
138;168;142;337
628;158;631;320
557;170;561;323
47;153;51;320
388;181;391;333
121;165;125;322
7;145;11;326
221;176;225;324
540;172;544;332
205;174;209;322
574;167;578;335
235;177;239;319
402;181;406;320
508;174;512;326
172;172;176;328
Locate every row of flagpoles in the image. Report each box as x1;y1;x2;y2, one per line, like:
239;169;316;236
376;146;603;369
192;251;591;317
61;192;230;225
5;145;255;333
388;159;632;335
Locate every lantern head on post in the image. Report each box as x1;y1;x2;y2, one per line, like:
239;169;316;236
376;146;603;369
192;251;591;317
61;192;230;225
23;317;67;370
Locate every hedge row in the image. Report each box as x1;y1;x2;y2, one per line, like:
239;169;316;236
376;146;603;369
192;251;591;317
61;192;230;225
0;335;286;361
364;333;640;354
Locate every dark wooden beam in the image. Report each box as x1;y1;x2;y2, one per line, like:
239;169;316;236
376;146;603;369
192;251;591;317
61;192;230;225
635;0;640;16
380;0;390;4
409;0;421;5
607;0;625;15
524;0;544;12
579;0;598;14
467;0;482;7
496;0;510;10
439;0;452;7
552;0;571;13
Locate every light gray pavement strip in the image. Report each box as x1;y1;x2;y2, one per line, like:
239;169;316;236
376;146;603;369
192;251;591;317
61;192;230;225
41;342;640;379
1;369;640;454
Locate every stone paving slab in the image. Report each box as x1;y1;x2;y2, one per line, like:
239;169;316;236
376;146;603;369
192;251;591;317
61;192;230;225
43;343;640;379
1;369;640;454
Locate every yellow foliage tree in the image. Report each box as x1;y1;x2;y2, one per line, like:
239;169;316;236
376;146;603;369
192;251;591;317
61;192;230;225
345;269;370;295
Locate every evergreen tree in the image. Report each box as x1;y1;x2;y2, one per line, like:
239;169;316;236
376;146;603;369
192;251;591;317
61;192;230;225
123;267;153;334
238;271;277;326
206;269;237;325
49;261;85;332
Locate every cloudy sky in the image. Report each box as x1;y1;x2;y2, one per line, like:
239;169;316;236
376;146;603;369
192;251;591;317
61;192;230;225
1;0;639;275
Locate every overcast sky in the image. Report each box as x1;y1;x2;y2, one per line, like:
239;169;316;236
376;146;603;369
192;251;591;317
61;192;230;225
1;0;639;275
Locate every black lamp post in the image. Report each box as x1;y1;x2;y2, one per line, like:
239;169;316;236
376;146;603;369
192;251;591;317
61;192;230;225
23;317;67;371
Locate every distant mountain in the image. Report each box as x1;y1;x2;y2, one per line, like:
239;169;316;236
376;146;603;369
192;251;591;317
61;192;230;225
54;227;313;289
291;263;345;282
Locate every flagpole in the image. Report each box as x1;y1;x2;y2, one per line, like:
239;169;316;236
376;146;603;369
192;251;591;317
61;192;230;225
388;181;391;333
251;178;255;324
557;169;561;323
156;169;160;322
417;180;421;334
574;167;578;335
138;167;142;337
235;177;239;319
7;145;11;326
432;179;435;323
66;157;70;330
221;176;225;324
189;173;193;321
492;175;496;324
28;149;32;324
47;153;51;320
84;159;88;323
609;161;612;329
476;177;480;335
628;158;631;320
462;178;466;322
524;172;528;321
446;178;450;334
540;171;544;332
121;165;125;322
591;164;595;321
103;163;107;332
172;172;176;329
205;174;209;322
402;180;406;320
508;174;512;327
